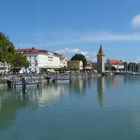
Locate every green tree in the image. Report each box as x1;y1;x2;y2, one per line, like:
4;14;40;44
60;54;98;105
71;53;87;67
13;53;30;69
0;32;15;66
0;32;30;71
128;62;138;72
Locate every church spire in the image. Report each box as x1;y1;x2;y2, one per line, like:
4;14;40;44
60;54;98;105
98;44;105;56
97;44;106;73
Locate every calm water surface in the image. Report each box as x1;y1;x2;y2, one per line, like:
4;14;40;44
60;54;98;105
0;75;140;140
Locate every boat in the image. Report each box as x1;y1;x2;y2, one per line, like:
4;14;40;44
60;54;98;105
102;72;114;76
54;75;71;83
14;80;22;88
14;79;38;88
56;78;70;83
26;79;38;86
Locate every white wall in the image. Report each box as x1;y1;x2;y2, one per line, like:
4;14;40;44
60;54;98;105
46;54;60;68
37;54;48;68
25;53;66;69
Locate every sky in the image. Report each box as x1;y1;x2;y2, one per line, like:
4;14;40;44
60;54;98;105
1;0;140;62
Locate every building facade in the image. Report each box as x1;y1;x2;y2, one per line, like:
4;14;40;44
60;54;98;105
17;48;67;73
106;59;124;71
97;45;105;73
84;60;94;70
67;60;83;70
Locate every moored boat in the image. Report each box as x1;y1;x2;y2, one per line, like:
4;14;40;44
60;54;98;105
14;79;38;88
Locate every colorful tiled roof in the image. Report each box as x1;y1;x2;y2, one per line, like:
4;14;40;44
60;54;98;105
16;48;64;58
109;60;123;65
16;48;48;54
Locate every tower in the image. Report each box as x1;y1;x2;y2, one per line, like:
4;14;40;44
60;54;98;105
97;45;105;73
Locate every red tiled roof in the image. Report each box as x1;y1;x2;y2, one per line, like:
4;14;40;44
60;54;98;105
109;60;123;65
87;60;93;65
16;48;48;54
16;48;64;58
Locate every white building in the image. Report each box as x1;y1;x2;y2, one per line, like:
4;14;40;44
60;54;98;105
45;52;60;68
106;59;124;70
17;48;67;73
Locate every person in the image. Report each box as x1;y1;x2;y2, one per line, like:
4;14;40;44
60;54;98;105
21;77;26;94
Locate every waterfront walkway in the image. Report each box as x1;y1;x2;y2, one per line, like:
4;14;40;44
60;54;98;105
0;71;96;87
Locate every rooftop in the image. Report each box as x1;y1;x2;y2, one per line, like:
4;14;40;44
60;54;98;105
97;45;105;56
108;59;124;65
16;48;64;58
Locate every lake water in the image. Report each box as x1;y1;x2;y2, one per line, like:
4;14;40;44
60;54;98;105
0;75;140;140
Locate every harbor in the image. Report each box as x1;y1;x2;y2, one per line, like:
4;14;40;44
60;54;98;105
0;70;96;88
0;75;140;140
1;0;140;139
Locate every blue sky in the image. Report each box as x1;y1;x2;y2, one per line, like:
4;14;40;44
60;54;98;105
1;0;140;62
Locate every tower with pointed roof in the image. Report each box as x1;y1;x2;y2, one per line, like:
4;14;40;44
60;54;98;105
97;45;105;73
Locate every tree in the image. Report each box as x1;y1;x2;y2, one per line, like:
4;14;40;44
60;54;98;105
71;53;87;67
0;32;15;66
128;62;138;72
12;53;30;69
0;32;30;71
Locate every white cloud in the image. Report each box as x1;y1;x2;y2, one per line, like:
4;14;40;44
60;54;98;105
15;31;140;50
56;47;96;61
55;47;88;55
82;32;140;42
131;14;140;29
45;32;140;46
16;32;140;49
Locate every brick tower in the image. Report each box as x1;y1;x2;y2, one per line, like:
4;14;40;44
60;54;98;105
97;45;105;73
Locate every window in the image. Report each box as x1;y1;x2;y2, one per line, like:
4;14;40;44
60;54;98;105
48;56;53;61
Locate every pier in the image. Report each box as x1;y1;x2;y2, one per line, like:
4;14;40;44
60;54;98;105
0;74;42;89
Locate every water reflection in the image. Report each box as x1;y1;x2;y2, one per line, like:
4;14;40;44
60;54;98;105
69;78;95;95
69;79;86;95
96;75;140;106
97;75;125;105
14;83;69;108
0;88;27;129
97;77;105;105
37;84;68;107
105;75;124;89
0;83;69;130
1;75;140;131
